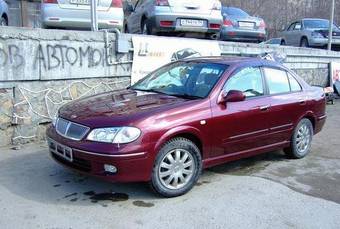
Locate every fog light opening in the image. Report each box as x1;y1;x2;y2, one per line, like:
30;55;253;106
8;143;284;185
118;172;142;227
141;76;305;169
104;164;117;174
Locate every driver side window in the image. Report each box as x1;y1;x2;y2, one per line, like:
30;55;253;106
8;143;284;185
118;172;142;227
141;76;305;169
223;67;264;98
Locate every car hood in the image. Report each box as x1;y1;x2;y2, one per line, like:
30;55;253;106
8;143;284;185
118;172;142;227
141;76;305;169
58;89;189;128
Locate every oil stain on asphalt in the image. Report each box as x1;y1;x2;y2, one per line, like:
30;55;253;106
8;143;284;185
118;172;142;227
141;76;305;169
132;200;154;208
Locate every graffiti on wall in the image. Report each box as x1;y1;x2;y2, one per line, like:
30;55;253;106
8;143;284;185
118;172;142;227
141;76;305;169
0;44;119;71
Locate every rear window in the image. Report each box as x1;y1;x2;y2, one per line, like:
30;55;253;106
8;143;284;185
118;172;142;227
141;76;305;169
288;73;302;92
264;68;290;94
222;7;249;17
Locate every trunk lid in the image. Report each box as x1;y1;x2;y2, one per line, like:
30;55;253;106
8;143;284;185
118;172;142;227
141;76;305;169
167;0;214;15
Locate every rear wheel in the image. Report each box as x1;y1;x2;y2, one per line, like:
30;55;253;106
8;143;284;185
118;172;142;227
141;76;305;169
0;17;8;26
284;119;313;159
300;37;309;47
281;40;286;45
141;19;151;35
150;137;202;197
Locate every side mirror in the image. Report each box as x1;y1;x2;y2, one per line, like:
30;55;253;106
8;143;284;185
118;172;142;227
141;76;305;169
219;90;245;104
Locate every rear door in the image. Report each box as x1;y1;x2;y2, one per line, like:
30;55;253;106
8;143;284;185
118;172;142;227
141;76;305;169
262;67;306;144
210;66;272;157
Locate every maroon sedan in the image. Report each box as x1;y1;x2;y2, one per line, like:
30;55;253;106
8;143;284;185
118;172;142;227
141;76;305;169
47;57;326;197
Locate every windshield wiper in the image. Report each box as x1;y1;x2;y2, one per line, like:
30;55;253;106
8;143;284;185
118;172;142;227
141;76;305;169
170;93;203;100
131;88;170;96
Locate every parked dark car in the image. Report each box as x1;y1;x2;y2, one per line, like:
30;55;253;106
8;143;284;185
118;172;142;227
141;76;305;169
124;0;223;39
220;7;266;43
281;18;340;48
47;57;326;197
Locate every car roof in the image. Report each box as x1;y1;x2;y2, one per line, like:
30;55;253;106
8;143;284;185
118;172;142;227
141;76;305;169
182;56;283;68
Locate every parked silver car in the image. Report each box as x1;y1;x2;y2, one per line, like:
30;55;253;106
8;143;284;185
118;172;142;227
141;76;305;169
41;0;124;30
125;0;223;39
0;0;9;26
281;18;340;48
220;7;266;43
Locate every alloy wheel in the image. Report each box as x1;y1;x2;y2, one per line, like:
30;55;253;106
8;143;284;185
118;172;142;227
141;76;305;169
296;123;311;154
158;149;195;190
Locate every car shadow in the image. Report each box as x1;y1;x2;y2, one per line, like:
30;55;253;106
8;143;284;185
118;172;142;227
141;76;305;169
0;148;157;206
207;150;288;176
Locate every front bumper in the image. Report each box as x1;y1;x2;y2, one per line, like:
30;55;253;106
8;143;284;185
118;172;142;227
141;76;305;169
149;12;222;34
46;126;154;182
220;26;266;42
41;4;124;30
309;37;340;47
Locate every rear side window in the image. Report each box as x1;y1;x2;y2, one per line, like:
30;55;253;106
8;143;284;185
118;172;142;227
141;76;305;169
288;73;302;92
224;67;264;98
263;68;290;94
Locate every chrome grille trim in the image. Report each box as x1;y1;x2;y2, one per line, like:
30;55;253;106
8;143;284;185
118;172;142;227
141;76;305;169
56;117;90;141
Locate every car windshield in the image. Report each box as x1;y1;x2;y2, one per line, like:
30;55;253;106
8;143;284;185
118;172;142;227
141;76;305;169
304;19;339;30
222;7;249;17
131;62;227;99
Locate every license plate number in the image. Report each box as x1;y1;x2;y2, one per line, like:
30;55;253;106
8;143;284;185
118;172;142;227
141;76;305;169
70;0;90;5
180;19;204;27
48;138;73;162
239;21;255;28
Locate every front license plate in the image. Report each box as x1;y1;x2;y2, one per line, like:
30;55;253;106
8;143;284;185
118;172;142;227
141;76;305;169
238;21;255;28
70;0;90;5
48;138;73;162
180;19;204;27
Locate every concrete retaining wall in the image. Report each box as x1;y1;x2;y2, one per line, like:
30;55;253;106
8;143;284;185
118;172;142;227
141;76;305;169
1;26;340;146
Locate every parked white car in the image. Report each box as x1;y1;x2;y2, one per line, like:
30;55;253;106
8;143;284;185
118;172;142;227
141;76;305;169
0;0;9;26
41;0;124;30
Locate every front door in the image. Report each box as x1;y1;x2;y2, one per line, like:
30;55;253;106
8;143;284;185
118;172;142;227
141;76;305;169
210;66;272;157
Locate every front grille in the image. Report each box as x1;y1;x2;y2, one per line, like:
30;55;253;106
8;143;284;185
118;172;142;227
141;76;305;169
56;118;90;141
52;153;92;172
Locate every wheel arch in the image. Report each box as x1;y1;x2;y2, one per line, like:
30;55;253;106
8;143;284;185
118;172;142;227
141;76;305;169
299;112;316;132
154;126;205;158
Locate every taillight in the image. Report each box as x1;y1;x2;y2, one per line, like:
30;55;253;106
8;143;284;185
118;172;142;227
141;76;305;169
209;23;221;29
111;0;122;8
223;19;233;27
43;0;57;3
160;21;173;27
259;21;266;29
155;0;169;6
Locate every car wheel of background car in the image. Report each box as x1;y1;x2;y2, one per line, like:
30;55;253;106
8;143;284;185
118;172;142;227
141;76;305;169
150;137;202;197
300;37;309;47
141;19;151;35
281;40;286;45
284;118;313;159
0;17;8;26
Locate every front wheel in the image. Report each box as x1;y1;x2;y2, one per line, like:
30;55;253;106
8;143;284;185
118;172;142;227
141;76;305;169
284;118;313;159
150;137;202;197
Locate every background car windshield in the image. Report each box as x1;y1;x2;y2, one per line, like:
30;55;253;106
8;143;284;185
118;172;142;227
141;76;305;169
131;62;227;98
222;7;249;17
304;20;339;30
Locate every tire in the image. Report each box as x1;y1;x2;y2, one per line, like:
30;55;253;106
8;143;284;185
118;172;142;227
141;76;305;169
300;37;309;47
281;40;286;46
141;19;151;35
284;118;313;159
0;17;8;26
150;137;202;197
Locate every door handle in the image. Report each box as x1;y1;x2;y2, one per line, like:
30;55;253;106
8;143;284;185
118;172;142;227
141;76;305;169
299;100;306;105
259;105;270;111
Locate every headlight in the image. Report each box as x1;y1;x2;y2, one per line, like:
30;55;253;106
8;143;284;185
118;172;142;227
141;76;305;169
87;127;141;144
311;32;324;38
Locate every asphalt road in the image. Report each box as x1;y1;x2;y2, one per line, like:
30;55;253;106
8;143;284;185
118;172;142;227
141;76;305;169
0;101;339;229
